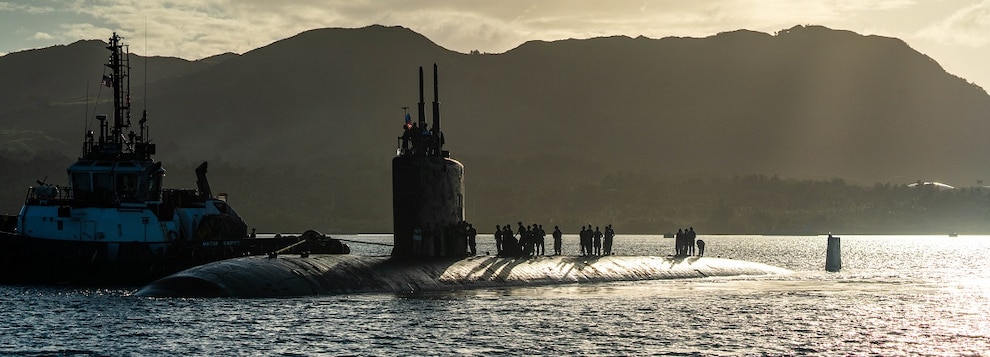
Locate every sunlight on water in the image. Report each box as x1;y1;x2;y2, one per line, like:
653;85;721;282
3;235;990;355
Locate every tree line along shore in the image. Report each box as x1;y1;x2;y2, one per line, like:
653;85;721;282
3;154;987;235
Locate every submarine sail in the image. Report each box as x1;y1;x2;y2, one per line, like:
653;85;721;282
392;64;465;258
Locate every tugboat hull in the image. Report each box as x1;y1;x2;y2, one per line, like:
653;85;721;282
0;230;347;285
0;231;237;285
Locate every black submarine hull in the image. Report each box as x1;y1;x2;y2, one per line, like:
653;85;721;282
135;254;790;297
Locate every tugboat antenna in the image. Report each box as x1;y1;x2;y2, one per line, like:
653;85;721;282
106;33;125;147
83;81;89;152
142;19;150;143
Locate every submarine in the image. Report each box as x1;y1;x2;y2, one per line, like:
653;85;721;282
136;65;789;298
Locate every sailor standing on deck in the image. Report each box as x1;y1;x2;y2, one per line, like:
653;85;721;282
687;227;697;256
593;227;603;256
422;124;434;155
494;225;503;255
502;225;518;256
537;224;546;255
410;123;422;155
400;113;414;154
579;226;589;256
604;224;614;255
467;224;477;256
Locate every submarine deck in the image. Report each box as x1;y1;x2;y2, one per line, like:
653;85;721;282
135;254;791;298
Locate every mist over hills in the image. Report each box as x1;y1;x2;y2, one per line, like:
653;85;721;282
2;24;990;234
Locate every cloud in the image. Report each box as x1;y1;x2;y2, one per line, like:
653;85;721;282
0;2;55;14
31;32;54;40
917;0;990;47
59;22;114;43
44;0;358;58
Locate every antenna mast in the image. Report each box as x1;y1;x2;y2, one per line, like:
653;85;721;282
141;19;149;143
432;63;442;154
83;32;154;161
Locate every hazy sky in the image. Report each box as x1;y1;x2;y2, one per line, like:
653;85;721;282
1;1;989;90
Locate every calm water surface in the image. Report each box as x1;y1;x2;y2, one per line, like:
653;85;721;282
2;235;989;356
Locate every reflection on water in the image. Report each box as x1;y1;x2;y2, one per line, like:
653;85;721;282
2;235;989;355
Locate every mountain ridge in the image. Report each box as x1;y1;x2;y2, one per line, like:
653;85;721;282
3;24;990;233
2;24;987;184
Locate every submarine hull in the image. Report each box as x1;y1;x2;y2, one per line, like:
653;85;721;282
135;255;791;297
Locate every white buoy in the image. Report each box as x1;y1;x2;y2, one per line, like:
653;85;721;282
825;233;841;272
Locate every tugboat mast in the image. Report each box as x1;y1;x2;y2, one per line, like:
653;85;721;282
108;32;130;146
85;32;153;162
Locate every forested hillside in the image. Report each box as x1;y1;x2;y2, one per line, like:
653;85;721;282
3;24;990;234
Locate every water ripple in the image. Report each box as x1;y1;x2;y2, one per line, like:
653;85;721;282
3;235;990;355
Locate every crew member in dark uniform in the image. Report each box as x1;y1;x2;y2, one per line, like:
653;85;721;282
537;224;546;255
688;227;697;256
593;227;603;256
502;225;518;256
579;226;589;256
604;224;614;255
467;223;477;256
494;225;503;255
400;118;414;153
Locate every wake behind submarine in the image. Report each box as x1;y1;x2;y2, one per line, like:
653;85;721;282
136;65;789;298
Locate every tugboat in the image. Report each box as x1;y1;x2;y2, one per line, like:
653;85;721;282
0;33;346;285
